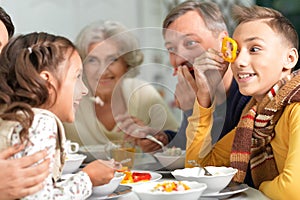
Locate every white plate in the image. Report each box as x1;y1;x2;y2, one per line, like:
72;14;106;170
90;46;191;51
88;185;132;200
121;170;162;186
201;184;249;199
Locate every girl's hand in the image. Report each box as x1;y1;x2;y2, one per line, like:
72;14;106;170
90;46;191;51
82;159;115;186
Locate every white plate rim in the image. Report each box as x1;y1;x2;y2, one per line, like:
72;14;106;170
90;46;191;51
201;184;249;197
89;185;132;199
120;170;162;186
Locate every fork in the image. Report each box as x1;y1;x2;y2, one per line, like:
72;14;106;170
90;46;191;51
187;160;212;176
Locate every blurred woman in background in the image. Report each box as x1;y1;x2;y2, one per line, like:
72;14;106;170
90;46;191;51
64;20;178;150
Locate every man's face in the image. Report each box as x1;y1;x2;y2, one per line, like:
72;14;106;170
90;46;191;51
0;20;9;52
164;11;222;74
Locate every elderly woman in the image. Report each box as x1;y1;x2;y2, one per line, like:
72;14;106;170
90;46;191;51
64;20;178;149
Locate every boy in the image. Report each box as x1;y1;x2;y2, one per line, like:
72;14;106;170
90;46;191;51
187;5;299;199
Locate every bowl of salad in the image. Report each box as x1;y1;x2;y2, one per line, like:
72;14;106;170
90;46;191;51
132;180;207;200
154;147;185;170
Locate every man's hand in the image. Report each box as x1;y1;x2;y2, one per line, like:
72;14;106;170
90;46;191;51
135;132;169;153
193;48;229;108
174;66;197;111
115;114;169;153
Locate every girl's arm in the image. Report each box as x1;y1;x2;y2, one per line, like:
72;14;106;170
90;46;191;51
12;113;92;200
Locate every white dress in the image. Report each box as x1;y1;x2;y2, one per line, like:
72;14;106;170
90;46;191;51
0;108;92;200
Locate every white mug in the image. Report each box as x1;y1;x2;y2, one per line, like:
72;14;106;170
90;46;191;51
64;140;79;154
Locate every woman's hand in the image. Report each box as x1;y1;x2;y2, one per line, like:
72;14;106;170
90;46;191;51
0;145;50;200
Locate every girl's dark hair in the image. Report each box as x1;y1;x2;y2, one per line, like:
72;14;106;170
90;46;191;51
0;32;76;140
0;7;14;38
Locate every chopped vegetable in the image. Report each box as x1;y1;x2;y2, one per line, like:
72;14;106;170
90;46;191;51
121;171;152;184
152;181;190;192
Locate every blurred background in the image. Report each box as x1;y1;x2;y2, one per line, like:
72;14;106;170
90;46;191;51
1;0;299;122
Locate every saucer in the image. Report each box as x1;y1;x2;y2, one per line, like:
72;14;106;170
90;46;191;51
201;184;249;199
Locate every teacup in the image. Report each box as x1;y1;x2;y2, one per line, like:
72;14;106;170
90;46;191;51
64;140;79;154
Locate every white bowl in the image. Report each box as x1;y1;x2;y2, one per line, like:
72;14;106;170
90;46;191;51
132;180;207;200
62;153;87;174
154;150;185;170
79;145;107;162
92;172;125;197
171;166;238;194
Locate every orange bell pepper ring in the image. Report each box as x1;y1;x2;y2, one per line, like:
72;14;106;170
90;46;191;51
221;36;238;63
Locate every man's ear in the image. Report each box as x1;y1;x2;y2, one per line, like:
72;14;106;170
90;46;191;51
218;31;229;41
217;31;229;49
284;48;298;70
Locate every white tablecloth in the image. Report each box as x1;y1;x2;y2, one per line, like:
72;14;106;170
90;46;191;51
118;186;270;200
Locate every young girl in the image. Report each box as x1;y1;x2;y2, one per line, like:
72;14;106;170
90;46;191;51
0;32;115;199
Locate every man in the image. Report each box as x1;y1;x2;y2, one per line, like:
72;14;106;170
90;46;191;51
0;6;50;199
132;1;250;155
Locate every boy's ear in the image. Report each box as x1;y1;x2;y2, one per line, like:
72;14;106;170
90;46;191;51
284;47;298;70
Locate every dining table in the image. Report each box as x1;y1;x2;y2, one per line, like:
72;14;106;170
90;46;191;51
119;187;270;200
87;152;270;200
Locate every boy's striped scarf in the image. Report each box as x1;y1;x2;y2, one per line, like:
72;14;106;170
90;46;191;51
230;70;300;188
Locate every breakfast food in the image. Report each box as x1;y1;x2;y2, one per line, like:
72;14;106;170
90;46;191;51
163;146;182;156
121;171;152;184
152;181;190;192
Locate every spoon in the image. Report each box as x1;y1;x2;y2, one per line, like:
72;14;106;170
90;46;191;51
110;158;132;170
145;134;167;152
187;160;213;176
114;158;131;169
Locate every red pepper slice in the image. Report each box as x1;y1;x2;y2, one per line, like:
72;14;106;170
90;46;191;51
132;172;152;182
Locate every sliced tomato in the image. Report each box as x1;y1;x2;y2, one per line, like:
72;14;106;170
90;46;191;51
132;172;152;182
